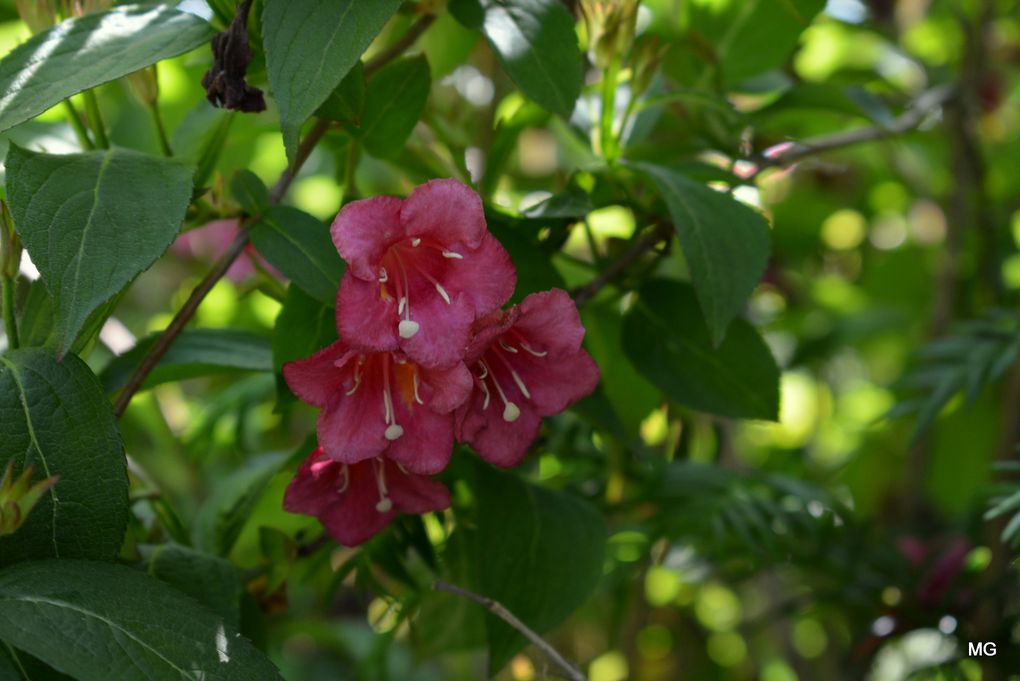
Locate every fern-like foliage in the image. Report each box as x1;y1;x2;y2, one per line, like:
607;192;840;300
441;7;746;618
891;308;1020;438
985;460;1020;551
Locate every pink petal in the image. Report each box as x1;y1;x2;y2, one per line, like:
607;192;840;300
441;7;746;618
385;404;455;475
282;341;351;407
387;460;451;513
336;271;401;353
441;232;516;320
456;392;543;467
317;388;389;464
331;196;405;280
514;348;600;416
421;362;474;413
400;179;487;249
514;289;587;354
282;449;339;516
398;290;476;369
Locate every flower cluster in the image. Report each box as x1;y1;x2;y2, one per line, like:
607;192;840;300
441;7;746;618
282;180;599;545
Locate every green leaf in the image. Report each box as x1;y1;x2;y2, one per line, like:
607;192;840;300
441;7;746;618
272;285;338;403
100;328;272;394
0;559;282;681
0;5;214;133
262;0;402;161
315;61;366;126
229;169;270;216
5;145;194;357
622;280;780;420
480;0;583;117
634;162;770;345
691;0;825;85
474;464;606;672
249;206;346;304
360;56;432;158
193;452;290;556
0;348;128;565
141;543;243;627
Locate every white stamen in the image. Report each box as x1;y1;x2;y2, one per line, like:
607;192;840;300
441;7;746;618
510;369;532;399
345;359;363;396
442;250;463;259
499;340;518;353
411;238;421;247
476;363;489;380
336;465;350;494
398;296;407;315
503;402;521;422
374;460;393;513
378;267;388;283
412;371;424;405
399;320;420;338
385;424;404;440
479;381;491;410
519;341;547;357
435;282;451;305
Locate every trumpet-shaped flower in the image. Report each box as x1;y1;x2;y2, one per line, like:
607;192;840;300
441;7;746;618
456;289;600;467
283;340;472;475
332;179;515;368
284;449;450;546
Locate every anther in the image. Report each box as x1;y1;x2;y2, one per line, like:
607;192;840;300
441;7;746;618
503;402;521;422
385;424;405;440
378;267;388;283
519;341;547;357
411;238;421;247
435;283;451;305
499;340;518;353
442;250;463;259
399;320;420;338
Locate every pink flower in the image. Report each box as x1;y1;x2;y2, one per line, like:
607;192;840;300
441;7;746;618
284;448;450;546
456;289;600;467
332;179;516;369
172;219;281;282
283;340;472;475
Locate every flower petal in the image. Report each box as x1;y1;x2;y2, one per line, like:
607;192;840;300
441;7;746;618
398;290;475;368
401;178;486;249
387;460;451;513
515;289;587;354
386;398;456;475
456;391;543;467
337;271;400;353
282;341;351;407
317;388;389;464
442;232;516;320
331;195;405;280
282;449;339;516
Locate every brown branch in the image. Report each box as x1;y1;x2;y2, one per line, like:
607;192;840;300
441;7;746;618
750;85;958;176
364;14;436;77
571;222;671;305
433;580;588;681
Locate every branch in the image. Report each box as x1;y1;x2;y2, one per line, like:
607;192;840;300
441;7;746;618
571;222;671;305
433;580;588;681
749;85;957;175
364;14;436;77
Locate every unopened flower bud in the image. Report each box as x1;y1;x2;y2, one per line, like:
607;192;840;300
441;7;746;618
630;36;668;98
16;0;57;34
0;202;21;280
581;0;639;70
127;66;159;107
0;462;58;537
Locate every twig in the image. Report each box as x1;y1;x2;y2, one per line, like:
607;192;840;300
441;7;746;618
749;85;957;176
62;100;95;150
269;118;331;203
433;580;588;681
364;14;436;77
571;222;671;305
83;89;110;149
113;228;249;417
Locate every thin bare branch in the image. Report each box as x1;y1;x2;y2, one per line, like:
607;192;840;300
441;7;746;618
364;14;436;77
433;580;588;681
571;222;671;305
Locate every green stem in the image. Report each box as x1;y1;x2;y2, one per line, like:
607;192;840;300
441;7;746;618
62;100;95;150
341;140;360;204
599;57;621;161
83;90;109;149
2;275;18;350
149;103;173;157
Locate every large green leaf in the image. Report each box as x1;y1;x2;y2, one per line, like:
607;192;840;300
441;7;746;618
622;280;780;420
5;145;194;357
262;0;402;161
249;206;346;304
0;4;214;133
100;328;272;394
479;0;583;117
690;0;825;85
635;162;771;345
360;56;432;158
0;348;127;565
474;464;606;672
141;543;244;627
193;452;290;557
0;559;282;681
